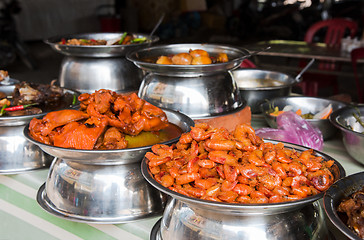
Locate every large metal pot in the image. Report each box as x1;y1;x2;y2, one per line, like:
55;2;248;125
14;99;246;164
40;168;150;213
232;69;300;114
127;43;249;118
45;32;159;93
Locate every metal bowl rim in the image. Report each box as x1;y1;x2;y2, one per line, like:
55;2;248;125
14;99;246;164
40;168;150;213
329;106;364;137
44;32;159;49
126;43;249;68
141;139;345;211
234;68;300;90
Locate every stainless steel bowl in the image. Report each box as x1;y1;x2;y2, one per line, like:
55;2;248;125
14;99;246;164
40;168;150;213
0;84;79;174
232;69;300;113
24;108;195;164
260;96;347;140
127;43;249;77
138;72;244;119
142;140;345;239
45;32;159;57
323;172;364;240
329;106;364;164
37;158;168;224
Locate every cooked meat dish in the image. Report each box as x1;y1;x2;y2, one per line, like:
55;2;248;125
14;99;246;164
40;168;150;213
338;187;364;239
156;49;229;65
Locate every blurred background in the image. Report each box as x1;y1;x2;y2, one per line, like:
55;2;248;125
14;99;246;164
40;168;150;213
0;0;363;100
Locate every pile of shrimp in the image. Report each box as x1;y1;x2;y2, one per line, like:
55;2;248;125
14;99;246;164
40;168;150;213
145;123;335;204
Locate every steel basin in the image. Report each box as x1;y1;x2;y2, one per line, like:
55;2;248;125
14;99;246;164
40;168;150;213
329;105;364;164
260;96;347;140
232;69;300;114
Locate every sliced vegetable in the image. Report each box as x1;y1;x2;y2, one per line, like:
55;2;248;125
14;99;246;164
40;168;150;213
131;37;147;43
72;95;77;105
313;104;332;119
0;104;7;116
4;103;38;112
118;32;128;44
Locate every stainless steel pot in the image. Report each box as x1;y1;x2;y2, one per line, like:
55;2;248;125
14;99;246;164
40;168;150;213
37;158;168;224
138;72;244;119
128;43;249;118
45;32;159;93
142;140;345;240
0;83;78;174
232;69;300;114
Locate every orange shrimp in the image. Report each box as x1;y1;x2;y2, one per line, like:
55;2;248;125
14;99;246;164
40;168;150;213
175;172;200;185
179;132;193;144
190;126;213;141
224;164;238;182
247;149;265;166
161;174;174;187
208;151;237;165
194;178;218;189
272;161;287;180
233;184;253;196
204;139;236;151
276;149;293;163
218;191;238;202
205;184;221;197
221;180;238;192
310;170;333;191
236;195;251;204
183;184;206;198
291;175;309;189
258;174;282;190
197;159;216;169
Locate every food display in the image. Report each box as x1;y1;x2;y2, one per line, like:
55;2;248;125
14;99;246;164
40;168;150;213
145;123;335;204
28;89;182;150
156;49;229;65
59;32;147;46
0;80;76;117
337;187;364;238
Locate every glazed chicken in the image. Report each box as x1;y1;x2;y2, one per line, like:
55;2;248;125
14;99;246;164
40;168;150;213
29;90;169;150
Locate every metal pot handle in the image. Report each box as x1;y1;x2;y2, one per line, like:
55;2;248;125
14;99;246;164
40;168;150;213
295;58;315;82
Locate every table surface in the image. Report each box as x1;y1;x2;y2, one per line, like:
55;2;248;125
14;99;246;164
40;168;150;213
1;117;363;240
244;40;356;63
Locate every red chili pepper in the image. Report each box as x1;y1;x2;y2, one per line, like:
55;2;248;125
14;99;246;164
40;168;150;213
61;38;66;44
90;39;96;43
4;103;38;111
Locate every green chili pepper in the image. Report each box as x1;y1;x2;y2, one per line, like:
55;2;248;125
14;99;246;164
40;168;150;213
118;32;128;44
131;37;147;43
0;104;8;116
72;95;77;105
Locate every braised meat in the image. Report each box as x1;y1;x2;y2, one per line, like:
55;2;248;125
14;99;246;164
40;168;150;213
338;187;364;238
12;80;64;105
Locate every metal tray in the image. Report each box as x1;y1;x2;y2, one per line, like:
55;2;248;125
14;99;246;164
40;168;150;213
45;32;159;57
37;183;163;224
126;43;250;77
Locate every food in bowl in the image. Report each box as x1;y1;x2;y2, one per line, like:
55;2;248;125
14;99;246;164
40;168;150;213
28;89;182;150
145;123;336;204
267;102;333;120
155;49;229;65
337;186;364;238
0;80;76;117
58;32;147;45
